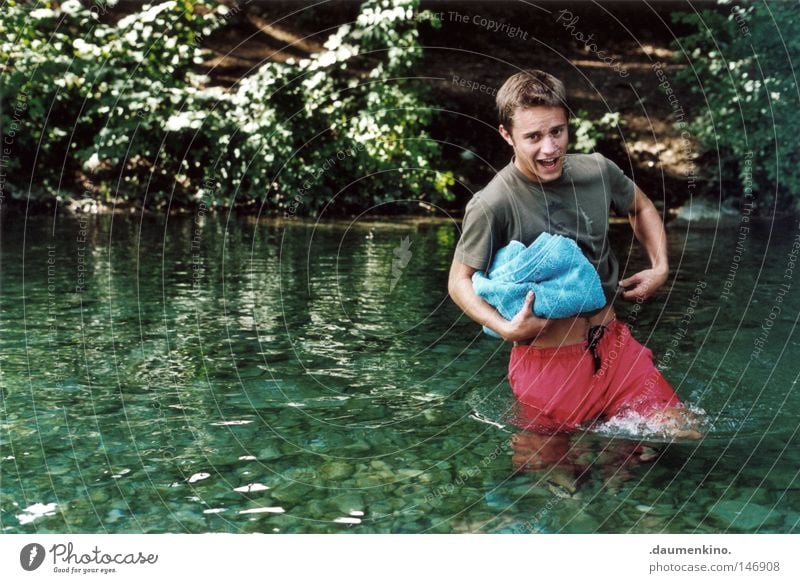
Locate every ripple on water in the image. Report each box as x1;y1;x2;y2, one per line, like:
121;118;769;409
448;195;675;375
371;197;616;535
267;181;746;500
5;216;800;534
465;386;785;447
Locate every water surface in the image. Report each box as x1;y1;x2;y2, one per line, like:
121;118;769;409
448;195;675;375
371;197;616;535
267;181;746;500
1;212;798;533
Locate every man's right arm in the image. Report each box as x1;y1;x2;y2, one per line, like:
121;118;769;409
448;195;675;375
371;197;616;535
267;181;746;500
448;258;549;342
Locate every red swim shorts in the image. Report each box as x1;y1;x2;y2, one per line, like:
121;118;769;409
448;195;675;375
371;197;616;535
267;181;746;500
508;320;680;433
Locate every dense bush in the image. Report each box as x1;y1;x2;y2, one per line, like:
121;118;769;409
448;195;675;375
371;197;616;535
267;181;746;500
0;0;225;204
570;111;622;154
0;0;453;214
672;1;800;211
227;0;454;215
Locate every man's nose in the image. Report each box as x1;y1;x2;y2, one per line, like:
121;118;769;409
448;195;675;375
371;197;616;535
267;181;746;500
541;135;560;154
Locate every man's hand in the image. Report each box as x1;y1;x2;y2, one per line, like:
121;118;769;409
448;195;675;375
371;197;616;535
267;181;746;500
500;291;549;342
448;259;548;342
623;186;669;302
619;267;668;302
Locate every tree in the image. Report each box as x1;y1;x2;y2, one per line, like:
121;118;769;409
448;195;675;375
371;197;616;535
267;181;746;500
673;1;800;212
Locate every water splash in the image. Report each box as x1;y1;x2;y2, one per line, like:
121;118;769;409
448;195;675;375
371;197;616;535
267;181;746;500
589;405;710;442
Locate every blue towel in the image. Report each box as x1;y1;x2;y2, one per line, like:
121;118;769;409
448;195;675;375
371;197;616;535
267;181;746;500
472;233;606;338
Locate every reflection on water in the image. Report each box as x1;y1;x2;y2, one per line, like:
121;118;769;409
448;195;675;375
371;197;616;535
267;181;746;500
1;213;798;533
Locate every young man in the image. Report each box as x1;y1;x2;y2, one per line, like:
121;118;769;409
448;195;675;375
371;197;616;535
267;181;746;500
448;70;697;435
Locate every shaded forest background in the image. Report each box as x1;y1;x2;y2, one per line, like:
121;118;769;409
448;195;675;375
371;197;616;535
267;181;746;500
1;0;797;217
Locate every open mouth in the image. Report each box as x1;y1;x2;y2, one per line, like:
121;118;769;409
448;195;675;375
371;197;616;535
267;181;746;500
536;157;561;171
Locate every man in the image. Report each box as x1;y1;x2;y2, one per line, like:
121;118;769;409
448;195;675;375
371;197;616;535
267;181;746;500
448;70;697;435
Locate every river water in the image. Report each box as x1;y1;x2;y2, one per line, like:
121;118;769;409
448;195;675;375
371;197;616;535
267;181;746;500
1;212;798;533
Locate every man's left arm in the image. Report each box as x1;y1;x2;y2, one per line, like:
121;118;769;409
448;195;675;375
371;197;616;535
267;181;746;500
619;186;669;301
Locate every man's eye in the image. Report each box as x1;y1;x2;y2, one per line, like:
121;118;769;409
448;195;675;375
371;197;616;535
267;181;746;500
552;128;563;136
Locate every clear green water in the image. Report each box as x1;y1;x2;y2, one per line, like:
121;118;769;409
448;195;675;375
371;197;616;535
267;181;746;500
1;213;798;533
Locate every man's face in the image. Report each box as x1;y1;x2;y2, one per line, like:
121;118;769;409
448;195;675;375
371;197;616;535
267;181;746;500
498;106;569;183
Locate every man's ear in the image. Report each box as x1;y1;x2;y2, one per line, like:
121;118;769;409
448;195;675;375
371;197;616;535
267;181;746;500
498;124;514;147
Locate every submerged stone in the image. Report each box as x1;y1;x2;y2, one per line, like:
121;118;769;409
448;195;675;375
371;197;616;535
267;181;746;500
330;492;365;515
256;446;283;461
710;500;781;531
270;483;314;505
319;461;354;481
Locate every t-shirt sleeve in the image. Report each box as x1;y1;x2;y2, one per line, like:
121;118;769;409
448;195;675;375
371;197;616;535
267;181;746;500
604;156;636;216
453;195;504;271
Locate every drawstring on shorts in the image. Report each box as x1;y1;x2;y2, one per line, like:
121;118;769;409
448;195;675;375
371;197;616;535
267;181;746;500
587;324;607;373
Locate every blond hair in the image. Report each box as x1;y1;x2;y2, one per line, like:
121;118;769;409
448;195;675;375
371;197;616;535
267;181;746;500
496;70;568;129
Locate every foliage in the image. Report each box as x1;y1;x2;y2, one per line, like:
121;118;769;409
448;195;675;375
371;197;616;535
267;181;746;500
226;0;454;214
570;111;622;154
1;1;222;202
0;0;453;213
672;1;800;211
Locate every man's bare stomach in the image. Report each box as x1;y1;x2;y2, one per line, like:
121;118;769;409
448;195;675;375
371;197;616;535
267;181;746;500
516;304;617;348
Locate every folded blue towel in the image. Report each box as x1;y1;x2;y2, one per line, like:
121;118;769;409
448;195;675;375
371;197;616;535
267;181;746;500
472;233;606;338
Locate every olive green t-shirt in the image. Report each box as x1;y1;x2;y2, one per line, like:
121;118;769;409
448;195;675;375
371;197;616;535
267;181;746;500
454;153;636;305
